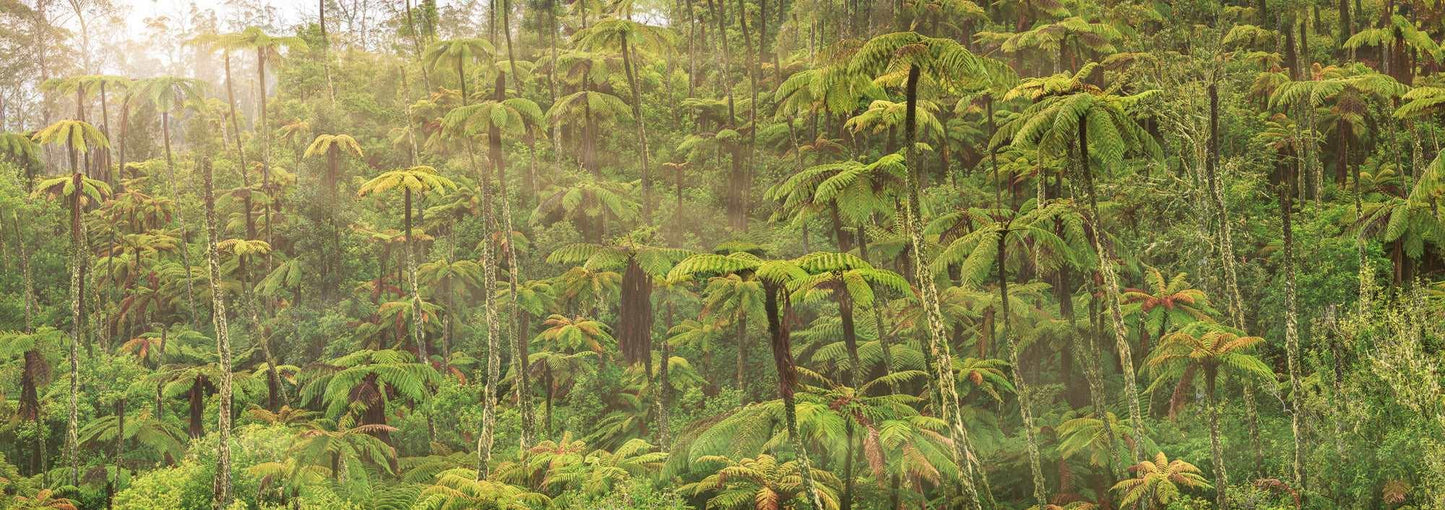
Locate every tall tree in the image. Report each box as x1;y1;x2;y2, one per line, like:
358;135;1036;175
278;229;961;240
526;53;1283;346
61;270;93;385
135;76;205;325
574;18;674;220
669;251;829;509
228;27;308;255
357;165;459;367
849;32;1015;508
31;119;110;486
789;251;909;510
548;234;692;444
303;133;365;297
198;156;236;510
423;38;496;105
999;70;1162;462
442;83;548;449
932;202;1077;507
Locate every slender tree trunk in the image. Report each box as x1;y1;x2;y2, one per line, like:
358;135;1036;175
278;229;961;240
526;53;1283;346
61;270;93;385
996;226;1049;508
987;97;1004;208
468;132;503;480
144;325;162;429
1077;117;1147;463
222;53;249;181
738;0;759;232
659;302;676;446
762;283;827;510
544;365;555;438
443;287;455;375
620;37;654;220
706;0;740;226
325;147;342;295
501;0;521;94
242;262;285;411
1057;138;1118;480
320;0;335;100
15;212;34;332
1205;370;1229;510
404;188;430;367
404;0;431;90
736;314;748;404
685;0;697;97
855;223;899;385
493;73;536;451
34;2;52;125
1280;143;1306;491
65;191;82;488
108;397;124;509
256;49;275;269
548;0;561;180
116;98;129;184
201;158;234;510
98;83;113;185
900;64;985;509
838;287;860;510
457;60;468;106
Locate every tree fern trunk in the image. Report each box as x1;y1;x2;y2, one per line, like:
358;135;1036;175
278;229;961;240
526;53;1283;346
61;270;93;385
15;211;33;332
856;221;899;386
156;328;167;420
404;0;430;90
659;302;675;446
1280;147;1307;491
1206;370;1229;510
495;72;537;452
736;314;748;404
621;37;654;220
997;227;1049;508
901;63;986;510
1056;146;1117;479
201;158;235;510
469;136;503;480
1077;116;1147;463
257;49;275;272
66;205;81;487
1208;85;1277;470
839;287;859;510
245;280;286;411
406;189;430;364
319;0;334;101
762;282;827;510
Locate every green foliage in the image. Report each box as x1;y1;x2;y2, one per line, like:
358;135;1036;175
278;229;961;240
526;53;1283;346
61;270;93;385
6;2;1445;509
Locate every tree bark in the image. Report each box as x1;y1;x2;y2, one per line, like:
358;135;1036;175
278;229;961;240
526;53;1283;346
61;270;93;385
620;36;654;220
404;0;431;90
996;226;1049;508
201;158;234;510
736;314;748;404
1206;370;1229;510
837;285;859;510
900;63;986;509
65;194;82;488
493;72;537;451
1280;141;1306;491
256;48;275;270
468;129;503;479
160;113;199;326
1077;116;1147;463
762;282;827;510
405;188;430;364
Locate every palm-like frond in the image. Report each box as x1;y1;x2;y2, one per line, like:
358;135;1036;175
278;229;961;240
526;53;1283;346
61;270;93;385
357;165;458;197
